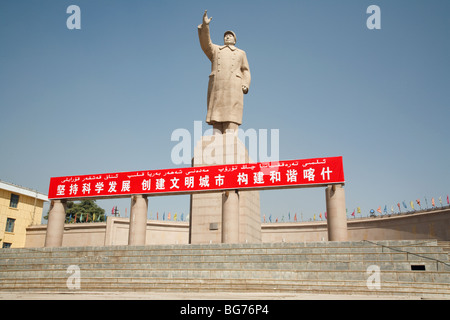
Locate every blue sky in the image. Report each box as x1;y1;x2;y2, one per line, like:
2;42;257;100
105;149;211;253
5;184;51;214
1;0;449;222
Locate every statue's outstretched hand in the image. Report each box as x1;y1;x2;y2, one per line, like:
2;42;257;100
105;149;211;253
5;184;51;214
203;10;212;25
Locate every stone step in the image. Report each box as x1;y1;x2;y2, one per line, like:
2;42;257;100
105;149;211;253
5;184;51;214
2;250;447;264
9;253;437;266
1;267;449;284
2;243;447;261
2;240;443;257
1;259;448;274
2;274;449;287
1;240;449;298
1;277;449;298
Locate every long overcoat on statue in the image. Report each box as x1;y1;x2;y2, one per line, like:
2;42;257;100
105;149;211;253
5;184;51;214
198;24;251;125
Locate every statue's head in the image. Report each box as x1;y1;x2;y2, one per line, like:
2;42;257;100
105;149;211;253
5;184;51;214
224;30;236;45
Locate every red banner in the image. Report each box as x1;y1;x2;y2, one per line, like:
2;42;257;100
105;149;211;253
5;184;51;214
48;156;344;200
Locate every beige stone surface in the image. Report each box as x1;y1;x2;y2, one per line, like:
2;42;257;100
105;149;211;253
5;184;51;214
0;290;419;300
190;133;261;244
198;10;251;126
128;195;148;245
44;200;66;247
25;208;450;247
325;184;348;241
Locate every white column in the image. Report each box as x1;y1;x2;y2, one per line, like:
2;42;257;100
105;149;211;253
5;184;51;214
44;200;66;247
325;184;348;241
222;190;240;243
128;195;148;245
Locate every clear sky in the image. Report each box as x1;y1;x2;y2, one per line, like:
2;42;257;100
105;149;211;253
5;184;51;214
1;0;449;223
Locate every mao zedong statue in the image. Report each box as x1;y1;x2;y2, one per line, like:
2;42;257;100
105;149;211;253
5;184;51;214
198;10;251;134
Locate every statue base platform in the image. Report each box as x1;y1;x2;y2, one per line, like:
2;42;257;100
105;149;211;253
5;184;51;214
189;132;261;244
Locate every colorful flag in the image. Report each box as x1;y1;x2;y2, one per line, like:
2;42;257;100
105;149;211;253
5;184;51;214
431;197;435;207
397;203;401;212
294;213;297;222
320;212;323;219
402;201;407;209
324;211;327;219
416;199;421;207
357;207;361;214
384;205;387;214
410;201;414;210
447;195;449;205
174;213;177;221
313;214;316;221
377;206;382;214
351;210;355;217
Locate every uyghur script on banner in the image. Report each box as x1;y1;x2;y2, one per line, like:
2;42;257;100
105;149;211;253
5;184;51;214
48;156;344;200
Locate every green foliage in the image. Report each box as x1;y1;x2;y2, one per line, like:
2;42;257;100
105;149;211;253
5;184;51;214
66;200;106;223
44;200;106;223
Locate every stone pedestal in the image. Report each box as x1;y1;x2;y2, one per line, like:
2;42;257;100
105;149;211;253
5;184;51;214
44;200;66;247
128;195;148;245
190;132;261;244
325;184;348;241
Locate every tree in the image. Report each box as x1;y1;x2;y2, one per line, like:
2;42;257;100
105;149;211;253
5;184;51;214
44;200;106;223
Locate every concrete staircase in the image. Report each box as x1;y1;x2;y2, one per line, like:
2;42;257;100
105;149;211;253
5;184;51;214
437;241;450;254
1;240;449;298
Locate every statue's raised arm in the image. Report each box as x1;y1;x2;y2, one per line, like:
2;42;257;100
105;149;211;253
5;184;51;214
198;10;214;60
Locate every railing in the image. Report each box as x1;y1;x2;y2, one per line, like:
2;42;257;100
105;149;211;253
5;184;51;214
362;240;450;271
350;205;450;220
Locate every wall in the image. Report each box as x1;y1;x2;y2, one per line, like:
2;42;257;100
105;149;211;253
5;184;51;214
104;218;189;246
25;217;189;248
261;209;450;242
25;208;450;247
